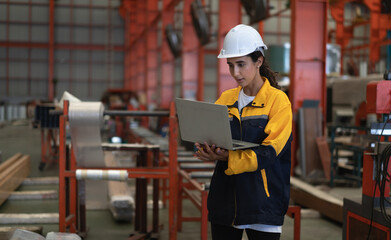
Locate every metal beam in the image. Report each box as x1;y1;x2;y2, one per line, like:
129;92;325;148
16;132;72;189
48;0;54;100
123;1;132;90
182;0;199;99
160;0;176;109
147;0;159;104
217;0;241;96
290;0;328;172
137;1;147;93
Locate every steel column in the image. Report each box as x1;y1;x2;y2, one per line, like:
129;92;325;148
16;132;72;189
182;0;199;99
197;47;205;101
5;1;9;96
160;0;176;108
28;0;32;96
107;0;113;88
168;102;178;240
58;101;68;232
290;0;328;171
388;31;391;69
364;0;382;66
125;1;138;91
136;2;147;93
48;0;54;100
217;0;241;96
130;1;138;92
147;0;159;104
258;21;264;35
69;0;74;92
123;2;130;89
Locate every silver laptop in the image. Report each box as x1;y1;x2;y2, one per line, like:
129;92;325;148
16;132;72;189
175;98;259;150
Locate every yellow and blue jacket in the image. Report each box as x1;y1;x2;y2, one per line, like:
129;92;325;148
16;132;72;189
207;78;292;226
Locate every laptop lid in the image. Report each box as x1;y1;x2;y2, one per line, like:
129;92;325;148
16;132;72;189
175;98;259;150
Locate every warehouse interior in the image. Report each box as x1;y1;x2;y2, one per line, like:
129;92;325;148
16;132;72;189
1;0;391;239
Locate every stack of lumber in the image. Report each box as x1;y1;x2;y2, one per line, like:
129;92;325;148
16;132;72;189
0;153;30;206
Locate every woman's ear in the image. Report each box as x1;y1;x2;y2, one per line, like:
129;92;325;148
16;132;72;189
257;56;264;68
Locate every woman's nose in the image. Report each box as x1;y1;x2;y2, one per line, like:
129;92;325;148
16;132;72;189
232;66;240;77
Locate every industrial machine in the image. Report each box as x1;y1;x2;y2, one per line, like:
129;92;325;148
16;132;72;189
343;71;391;239
57;100;180;240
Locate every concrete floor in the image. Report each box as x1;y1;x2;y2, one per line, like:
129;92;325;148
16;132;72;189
0;121;348;240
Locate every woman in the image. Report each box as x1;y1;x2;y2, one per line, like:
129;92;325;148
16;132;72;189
195;24;292;240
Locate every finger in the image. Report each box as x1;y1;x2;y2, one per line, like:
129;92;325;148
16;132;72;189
196;147;205;157
196;146;209;157
196;146;215;161
195;143;205;152
203;142;214;153
215;148;229;161
210;144;216;151
196;151;210;161
195;142;202;149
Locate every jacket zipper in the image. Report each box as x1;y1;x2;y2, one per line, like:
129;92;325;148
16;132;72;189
239;107;243;140
232;106;240;226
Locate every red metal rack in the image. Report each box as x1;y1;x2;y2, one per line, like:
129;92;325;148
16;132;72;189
57;100;179;240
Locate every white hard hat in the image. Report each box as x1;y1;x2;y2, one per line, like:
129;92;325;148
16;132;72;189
217;24;267;59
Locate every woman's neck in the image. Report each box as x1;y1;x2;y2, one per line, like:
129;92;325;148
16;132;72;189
243;75;264;96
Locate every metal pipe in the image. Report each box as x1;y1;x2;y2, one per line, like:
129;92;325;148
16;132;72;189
75;169;128;181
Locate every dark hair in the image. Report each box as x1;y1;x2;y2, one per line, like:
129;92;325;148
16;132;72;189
248;51;281;90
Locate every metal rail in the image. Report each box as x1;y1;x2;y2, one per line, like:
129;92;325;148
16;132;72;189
50;109;169;117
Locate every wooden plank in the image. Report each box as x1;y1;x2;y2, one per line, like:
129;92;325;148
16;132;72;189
299;107;323;178
0;213;59;224
8;190;57;200
0;155;30;187
0;153;22;173
316;136;331;180
0;155;30;206
0;155;29;185
290;176;343;223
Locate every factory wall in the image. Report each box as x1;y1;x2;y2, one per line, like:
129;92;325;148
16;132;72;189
0;0;124;104
0;0;389;113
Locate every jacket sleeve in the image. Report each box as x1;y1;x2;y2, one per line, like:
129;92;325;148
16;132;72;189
225;94;292;175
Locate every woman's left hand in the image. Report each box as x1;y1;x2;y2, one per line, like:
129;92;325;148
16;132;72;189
195;142;229;161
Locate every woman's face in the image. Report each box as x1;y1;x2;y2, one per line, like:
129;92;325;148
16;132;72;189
226;56;262;88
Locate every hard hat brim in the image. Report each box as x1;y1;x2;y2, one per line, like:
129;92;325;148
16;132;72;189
217;48;266;59
217;53;248;59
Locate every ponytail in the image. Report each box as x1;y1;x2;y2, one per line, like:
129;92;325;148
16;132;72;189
248;51;281;90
